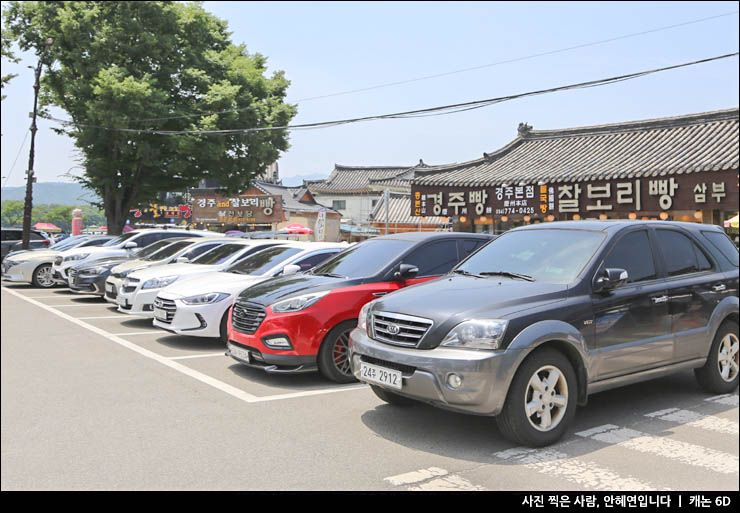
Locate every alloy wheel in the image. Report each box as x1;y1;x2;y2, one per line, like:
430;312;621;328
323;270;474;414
525;365;569;432
332;330;352;376
717;333;739;382
36;265;55;288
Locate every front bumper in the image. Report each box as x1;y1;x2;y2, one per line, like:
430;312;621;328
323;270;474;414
225;340;318;374
151;293;226;338
115;286;159;316
68;273;106;295
2;260;37;283
349;327;523;416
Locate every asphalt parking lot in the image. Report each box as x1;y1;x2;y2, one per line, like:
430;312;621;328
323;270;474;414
1;283;738;491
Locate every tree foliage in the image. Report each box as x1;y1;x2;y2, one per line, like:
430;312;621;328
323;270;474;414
2;200;106;232
3;1;297;234
1;25;19;100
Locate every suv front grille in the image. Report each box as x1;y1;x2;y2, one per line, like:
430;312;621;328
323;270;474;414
153;297;176;323
360;355;416;376
232;301;267;335
371;311;433;348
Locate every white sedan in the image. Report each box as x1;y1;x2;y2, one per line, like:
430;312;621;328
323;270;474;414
152;242;346;341
114;239;288;316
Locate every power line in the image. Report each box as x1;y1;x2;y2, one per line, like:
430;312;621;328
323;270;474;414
44;52;739;136
2;128;30;188
122;10;738;124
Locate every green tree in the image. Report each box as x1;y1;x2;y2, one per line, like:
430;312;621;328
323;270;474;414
1;200;24;226
4;1;297;234
1;25;19;100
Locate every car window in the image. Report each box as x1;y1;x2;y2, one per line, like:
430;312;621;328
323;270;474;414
181;242;223;260
3;231;22;241
104;232;138;246
655;229;712;276
702;231;739;267
143;240;192;261
292;250;341;271
231;243;283;263
403;239;459;277
227;247;303;275
135;239;177;258
602;230;657;283
460;238;489;258
457;229;606;283
191;243;252;265
308;239;414;279
80;238;111;247
30;232;45;240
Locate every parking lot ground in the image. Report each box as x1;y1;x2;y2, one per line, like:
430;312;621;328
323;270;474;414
2;282;738;491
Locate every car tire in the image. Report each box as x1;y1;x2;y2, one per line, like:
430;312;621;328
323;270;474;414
32;263;56;288
694;320;739;394
219;308;231;345
496;347;577;447
318;320;358;384
370;385;416;406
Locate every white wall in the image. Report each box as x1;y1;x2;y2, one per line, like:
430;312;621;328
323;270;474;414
312;193;382;224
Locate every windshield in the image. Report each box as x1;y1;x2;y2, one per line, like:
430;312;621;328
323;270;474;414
190;243;248;265
226;247;302;276
103;232;138;247
308;239;413;279
52;236;89;251
142;240;192;261
134;239;177;259
456;229;606;284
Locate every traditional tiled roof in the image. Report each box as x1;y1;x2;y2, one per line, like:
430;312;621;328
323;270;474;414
413;109;739;187
251;181;341;215
310;160;430;194
369;192;448;225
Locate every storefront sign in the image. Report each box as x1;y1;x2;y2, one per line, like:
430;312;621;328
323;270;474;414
129;203;192;220
411;170;738;218
191;194;283;224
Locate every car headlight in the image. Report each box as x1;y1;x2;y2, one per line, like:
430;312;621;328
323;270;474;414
271;290;331;313
358;300;378;332
440;319;508;350
64;253;90;262
181;292;230;305
142;275;179;290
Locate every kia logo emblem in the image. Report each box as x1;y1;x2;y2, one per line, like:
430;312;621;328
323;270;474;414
387;323;401;335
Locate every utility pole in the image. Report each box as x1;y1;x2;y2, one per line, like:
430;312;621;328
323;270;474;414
384;188;389;235
21;37;53;250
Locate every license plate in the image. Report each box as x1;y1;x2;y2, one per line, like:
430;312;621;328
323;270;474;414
228;343;251;363
116;295;128;307
106;283;114;293
360;362;403;390
153;307;168;322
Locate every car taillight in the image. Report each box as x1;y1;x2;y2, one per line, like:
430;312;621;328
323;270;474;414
42;240;50;246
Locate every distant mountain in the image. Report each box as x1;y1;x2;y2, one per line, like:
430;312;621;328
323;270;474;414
1;181;100;205
280;173;328;187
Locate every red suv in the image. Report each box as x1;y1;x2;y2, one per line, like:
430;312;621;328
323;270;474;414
226;232;494;382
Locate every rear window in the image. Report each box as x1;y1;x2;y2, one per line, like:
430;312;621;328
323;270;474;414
702;231;739;267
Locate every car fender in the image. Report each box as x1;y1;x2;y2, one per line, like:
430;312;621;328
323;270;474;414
703;295;740;359
503;319;592;405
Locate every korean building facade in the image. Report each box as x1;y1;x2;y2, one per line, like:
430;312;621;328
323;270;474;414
410;108;739;234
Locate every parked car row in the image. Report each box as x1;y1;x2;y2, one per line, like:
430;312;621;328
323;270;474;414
2;222;738;447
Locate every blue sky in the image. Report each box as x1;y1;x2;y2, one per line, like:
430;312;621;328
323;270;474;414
1;1;738;188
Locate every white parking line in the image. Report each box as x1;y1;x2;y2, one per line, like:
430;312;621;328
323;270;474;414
44;304;107;307
576;425;739;475
645;408;739;435
494;447;660;491
384;467;484;491
4;286;368;405
705;394;739;407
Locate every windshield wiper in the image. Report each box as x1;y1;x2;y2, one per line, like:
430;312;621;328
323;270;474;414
311;272;346;278
452;269;486;279
479;271;536;282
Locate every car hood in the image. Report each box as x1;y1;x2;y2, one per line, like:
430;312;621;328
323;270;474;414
60;246;121;258
160;271;268;298
7;250;60;262
110;258;162;274
370;274;569;348
127;262;219;281
236;273;363;307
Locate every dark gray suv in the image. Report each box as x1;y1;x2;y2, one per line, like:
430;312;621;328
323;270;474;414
350;221;739;447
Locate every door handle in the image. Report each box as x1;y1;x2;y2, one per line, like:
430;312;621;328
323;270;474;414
712;284;726;292
651;295;669;304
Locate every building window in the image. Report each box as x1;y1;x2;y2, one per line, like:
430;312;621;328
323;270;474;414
332;200;346;210
371;199;378;208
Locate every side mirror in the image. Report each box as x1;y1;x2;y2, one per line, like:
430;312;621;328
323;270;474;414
176;256;190;263
594;268;629;294
394;264;419;281
123;241;138;250
282;264;301;276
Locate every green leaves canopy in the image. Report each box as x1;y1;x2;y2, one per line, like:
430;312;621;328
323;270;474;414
3;1;297;233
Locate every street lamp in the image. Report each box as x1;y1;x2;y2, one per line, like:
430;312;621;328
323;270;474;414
21;37;54;250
